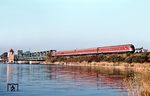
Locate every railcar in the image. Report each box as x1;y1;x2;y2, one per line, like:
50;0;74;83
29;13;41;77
51;44;135;56
74;48;98;55
97;44;135;53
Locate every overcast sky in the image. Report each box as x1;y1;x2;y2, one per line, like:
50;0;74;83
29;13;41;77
0;0;149;53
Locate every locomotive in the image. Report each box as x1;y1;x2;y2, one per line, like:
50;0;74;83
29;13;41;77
50;44;135;56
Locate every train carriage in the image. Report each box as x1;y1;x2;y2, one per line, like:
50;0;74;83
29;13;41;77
51;44;135;56
98;44;135;53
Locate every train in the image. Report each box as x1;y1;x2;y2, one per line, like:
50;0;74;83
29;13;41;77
49;44;135;57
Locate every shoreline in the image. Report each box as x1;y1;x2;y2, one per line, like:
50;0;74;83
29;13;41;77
46;61;150;72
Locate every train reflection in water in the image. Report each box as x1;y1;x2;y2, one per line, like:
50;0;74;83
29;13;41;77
0;64;150;96
47;65;150;96
47;65;133;90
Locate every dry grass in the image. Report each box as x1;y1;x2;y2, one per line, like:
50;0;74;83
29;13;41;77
47;53;150;64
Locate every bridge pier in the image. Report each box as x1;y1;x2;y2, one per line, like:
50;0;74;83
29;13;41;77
29;61;41;64
17;61;45;64
17;61;29;64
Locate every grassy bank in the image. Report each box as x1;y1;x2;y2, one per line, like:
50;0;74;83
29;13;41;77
46;53;150;96
47;53;150;63
46;53;150;72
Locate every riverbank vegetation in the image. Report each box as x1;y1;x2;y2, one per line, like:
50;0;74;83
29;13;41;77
47;53;150;96
47;53;150;64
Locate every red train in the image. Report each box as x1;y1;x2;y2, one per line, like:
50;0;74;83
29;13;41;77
51;44;135;56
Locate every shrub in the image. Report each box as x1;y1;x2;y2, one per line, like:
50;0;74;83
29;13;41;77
125;57;132;63
47;52;150;63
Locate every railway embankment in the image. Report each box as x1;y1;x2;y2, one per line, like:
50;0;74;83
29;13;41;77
46;53;150;72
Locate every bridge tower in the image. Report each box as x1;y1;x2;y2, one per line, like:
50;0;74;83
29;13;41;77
8;49;14;64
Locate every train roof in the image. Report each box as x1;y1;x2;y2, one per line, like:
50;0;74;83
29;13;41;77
97;44;134;48
56;44;134;52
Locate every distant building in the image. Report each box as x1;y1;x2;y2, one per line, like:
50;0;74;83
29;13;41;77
8;49;14;64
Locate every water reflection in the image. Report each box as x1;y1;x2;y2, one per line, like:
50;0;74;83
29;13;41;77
0;64;150;96
7;64;13;83
47;66;130;89
46;65;150;96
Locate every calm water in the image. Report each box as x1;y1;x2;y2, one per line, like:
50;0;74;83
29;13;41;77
0;64;149;96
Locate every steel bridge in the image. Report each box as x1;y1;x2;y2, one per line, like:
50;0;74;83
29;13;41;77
15;50;56;61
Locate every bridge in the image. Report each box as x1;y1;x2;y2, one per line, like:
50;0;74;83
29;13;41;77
15;50;56;61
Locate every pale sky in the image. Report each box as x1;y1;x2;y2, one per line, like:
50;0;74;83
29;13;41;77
0;0;150;53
